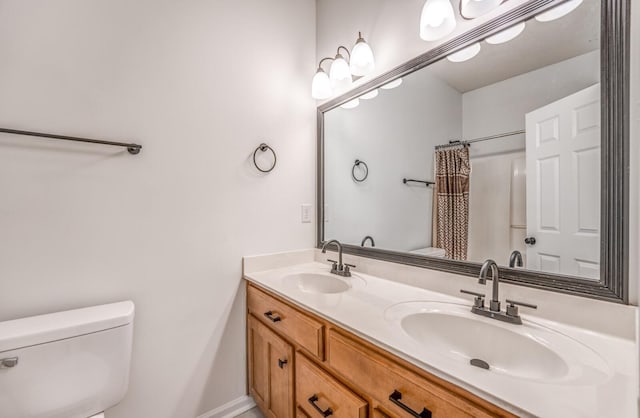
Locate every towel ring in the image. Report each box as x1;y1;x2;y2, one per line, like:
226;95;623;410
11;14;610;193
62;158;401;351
253;143;277;173
352;159;368;182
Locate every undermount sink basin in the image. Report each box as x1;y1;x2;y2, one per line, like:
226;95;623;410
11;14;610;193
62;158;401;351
281;272;354;294
385;302;610;384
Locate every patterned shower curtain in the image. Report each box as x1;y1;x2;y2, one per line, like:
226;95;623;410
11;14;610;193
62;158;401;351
433;145;471;260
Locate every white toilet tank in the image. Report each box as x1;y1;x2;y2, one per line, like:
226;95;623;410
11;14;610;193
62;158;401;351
0;301;135;418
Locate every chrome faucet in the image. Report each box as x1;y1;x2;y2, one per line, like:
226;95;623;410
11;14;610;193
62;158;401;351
460;259;537;325
479;259;501;312
321;239;355;277
509;250;523;267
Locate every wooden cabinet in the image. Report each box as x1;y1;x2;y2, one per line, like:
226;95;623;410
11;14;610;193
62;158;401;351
327;330;511;418
246;282;516;418
296;353;367;418
248;314;294;418
248;283;324;359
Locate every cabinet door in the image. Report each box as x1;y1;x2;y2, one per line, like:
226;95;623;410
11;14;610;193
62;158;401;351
248;314;294;418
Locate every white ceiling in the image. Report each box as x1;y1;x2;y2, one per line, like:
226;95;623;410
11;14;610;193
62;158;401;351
421;0;600;93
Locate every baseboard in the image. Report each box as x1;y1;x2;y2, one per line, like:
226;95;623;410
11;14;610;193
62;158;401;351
196;395;257;418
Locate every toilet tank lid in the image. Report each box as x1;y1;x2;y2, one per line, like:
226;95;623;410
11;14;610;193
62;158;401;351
0;301;134;353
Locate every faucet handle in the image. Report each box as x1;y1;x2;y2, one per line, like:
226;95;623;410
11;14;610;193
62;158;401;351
344;263;356;269
505;299;537;317
460;289;485;308
327;259;338;272
505;299;537;309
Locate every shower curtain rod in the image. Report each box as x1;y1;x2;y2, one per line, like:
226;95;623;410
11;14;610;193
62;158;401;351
435;129;525;150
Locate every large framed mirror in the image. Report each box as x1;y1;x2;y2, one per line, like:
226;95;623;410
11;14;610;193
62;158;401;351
317;0;630;303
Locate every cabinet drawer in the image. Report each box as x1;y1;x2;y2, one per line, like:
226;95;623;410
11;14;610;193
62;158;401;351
327;330;513;418
296;353;367;418
248;284;324;359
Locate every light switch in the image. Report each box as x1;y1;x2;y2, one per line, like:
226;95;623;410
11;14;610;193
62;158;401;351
301;204;312;223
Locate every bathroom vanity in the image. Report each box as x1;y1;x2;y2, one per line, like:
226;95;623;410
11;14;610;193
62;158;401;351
243;250;636;418
247;282;514;418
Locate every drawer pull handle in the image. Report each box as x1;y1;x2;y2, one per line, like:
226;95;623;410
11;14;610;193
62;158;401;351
278;358;288;369
389;390;432;418
308;394;333;417
263;311;282;323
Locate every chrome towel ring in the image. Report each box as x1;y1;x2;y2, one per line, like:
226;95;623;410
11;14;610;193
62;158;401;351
352;159;368;182
253;143;277;173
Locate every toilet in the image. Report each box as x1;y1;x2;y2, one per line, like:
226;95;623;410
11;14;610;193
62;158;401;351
0;301;135;418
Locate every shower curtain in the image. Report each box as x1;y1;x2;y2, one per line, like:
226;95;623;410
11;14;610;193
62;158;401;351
433;145;471;260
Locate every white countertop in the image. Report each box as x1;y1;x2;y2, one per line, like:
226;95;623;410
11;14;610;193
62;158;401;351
243;257;637;418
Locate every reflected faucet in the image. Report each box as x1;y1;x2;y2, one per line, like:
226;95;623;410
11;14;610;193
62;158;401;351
361;236;375;247
321;239;355;277
509;250;523;268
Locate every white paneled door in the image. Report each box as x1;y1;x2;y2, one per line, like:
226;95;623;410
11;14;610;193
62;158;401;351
525;84;600;279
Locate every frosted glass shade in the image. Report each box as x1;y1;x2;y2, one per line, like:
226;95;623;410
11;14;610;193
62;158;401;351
447;43;481;62
360;89;379;100
485;22;526;44
381;78;403;90
420;0;456;42
535;0;583;22
350;38;375;76
340;98;360;109
330;54;352;90
460;0;502;19
311;69;332;100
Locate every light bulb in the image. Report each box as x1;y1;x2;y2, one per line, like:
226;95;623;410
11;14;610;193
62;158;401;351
360;89;379;100
485;21;526;45
420;0;456;42
330;53;352;90
340;98;360;109
535;0;583;22
381;78;403;90
460;0;502;19
447;42;481;62
311;68;332;100
350;34;375;76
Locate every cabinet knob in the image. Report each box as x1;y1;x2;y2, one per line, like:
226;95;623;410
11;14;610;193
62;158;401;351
278;358;288;369
524;237;536;245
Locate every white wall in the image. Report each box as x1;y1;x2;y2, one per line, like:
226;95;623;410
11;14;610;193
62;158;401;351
324;70;461;251
0;1;316;417
463;51;600;265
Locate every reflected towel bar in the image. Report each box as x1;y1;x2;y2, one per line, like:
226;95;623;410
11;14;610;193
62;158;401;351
0;127;142;155
403;178;434;187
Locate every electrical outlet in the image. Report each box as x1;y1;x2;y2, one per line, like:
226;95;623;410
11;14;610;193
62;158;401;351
301;204;312;223
324;204;329;223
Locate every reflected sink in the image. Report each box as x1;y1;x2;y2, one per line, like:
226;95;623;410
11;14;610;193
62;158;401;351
386;302;610;384
281;272;354;294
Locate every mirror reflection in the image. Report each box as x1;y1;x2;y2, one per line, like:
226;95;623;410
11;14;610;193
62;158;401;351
323;0;601;280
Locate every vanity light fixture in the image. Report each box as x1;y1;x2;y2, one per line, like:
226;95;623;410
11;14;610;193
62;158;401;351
381;78;403;90
311;57;333;100
420;0;457;41
447;42;481;62
535;0;583;22
340;98;360;109
350;32;376;76
311;32;376;99
460;0;503;19
485;21;526;44
360;89;379;100
329;47;352;90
